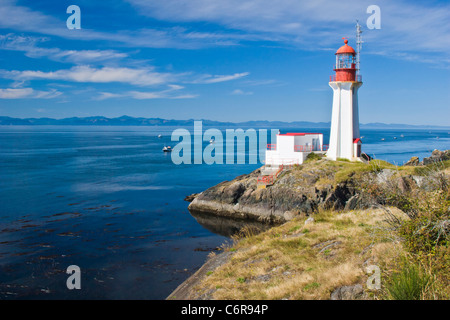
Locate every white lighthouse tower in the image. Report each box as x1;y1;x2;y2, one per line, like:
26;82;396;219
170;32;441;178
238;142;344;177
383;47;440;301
326;37;363;161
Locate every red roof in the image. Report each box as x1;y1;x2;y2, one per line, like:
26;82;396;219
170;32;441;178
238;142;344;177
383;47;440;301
353;138;361;143
336;39;356;55
278;133;322;136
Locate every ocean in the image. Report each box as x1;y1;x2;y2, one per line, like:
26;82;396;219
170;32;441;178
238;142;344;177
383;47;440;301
0;125;448;299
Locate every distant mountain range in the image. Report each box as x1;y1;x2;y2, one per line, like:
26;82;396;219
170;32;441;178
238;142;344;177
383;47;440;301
0;116;448;129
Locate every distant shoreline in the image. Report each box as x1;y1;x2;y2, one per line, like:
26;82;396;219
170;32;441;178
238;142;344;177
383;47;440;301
1;116;449;130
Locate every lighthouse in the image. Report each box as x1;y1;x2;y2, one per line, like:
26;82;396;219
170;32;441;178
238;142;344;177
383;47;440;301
326;38;363;161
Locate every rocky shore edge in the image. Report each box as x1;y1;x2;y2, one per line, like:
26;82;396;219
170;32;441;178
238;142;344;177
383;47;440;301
186;149;449;224
167;149;449;300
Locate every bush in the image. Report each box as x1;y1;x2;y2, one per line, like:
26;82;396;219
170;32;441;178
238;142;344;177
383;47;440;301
356;159;449;299
305;152;323;162
387;263;430;300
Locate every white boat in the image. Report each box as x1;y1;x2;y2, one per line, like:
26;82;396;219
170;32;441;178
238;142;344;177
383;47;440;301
209;138;215;144
381;138;385;141
158;134;162;138
162;146;172;152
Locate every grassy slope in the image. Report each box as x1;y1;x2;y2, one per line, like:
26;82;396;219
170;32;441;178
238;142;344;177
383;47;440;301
189;208;405;300
187;158;450;300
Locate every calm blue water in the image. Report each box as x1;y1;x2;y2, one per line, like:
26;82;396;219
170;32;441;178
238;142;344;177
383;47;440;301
0;125;448;299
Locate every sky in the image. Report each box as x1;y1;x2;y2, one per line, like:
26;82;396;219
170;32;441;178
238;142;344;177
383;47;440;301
0;0;449;125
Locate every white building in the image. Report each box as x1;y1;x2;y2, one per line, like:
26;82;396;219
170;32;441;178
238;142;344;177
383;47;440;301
326;39;363;161
263;37;364;172
264;132;325;167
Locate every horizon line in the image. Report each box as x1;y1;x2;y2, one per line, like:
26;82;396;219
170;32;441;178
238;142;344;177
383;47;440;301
1;115;449;128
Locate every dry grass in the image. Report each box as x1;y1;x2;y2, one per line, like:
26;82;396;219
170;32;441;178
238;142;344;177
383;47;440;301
190;208;406;300
186;159;449;300
288;158;417;188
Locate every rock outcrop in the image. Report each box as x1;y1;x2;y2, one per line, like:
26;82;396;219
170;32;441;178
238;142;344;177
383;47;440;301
188;162;363;224
330;284;367;300
404;150;450;166
422;149;450;165
404;156;420;166
188;150;449;224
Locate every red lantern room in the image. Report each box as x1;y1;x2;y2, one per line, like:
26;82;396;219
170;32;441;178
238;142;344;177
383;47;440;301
332;38;357;82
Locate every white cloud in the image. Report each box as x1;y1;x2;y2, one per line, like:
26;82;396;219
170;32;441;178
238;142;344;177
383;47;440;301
231;89;253;95
128;91;163;100
2;0;449;65
96;91;197;100
0;88;33;99
0;87;61;99
127;0;450;65
0;0;61;34
0;34;127;64
0;2;254;49
170;94;199;99
95;84;198;100
193;72;250;84
1;66;174;86
95;92;126;100
33;89;62;99
0;66;251;96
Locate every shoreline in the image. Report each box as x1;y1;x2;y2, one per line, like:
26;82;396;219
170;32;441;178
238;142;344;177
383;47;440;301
167;251;235;300
167;149;449;300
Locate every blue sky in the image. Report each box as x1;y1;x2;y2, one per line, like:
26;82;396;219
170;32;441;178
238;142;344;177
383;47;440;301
0;0;449;125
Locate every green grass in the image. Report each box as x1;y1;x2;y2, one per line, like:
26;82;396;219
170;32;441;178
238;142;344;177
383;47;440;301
413;159;450;176
303;282;321;291
236;277;246;284
387;263;430;300
305;152;324;163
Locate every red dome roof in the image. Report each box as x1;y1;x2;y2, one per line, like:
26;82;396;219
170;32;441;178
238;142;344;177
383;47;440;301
336;39;356;55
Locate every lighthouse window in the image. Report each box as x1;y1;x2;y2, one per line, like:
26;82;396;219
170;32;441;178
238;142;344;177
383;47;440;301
337;54;355;69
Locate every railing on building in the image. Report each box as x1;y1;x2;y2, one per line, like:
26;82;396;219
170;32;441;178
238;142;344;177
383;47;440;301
257;163;293;185
267;144;329;152
294;145;329;152
294;145;313;152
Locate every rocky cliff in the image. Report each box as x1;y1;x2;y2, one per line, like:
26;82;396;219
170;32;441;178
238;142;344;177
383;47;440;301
189;167;355;224
170;150;449;300
188;150;449;224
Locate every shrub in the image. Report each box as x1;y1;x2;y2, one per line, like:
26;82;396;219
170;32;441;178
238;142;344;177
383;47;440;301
387;263;430;300
305;152;323;162
356;159;449;299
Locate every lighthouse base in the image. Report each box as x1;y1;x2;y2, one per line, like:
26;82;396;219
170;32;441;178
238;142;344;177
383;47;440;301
326;81;362;161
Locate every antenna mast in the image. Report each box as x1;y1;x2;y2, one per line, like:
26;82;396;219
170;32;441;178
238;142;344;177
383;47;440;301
355;20;363;76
